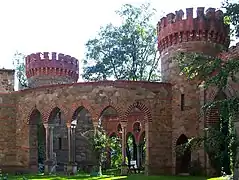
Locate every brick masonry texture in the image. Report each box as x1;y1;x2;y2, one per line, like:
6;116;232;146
0;80;172;174
158;7;239;175
0;6;238;176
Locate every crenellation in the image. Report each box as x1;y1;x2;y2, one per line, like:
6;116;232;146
175;10;184;21
158;7;230;52
25;52;79;87
196;7;205;19
186;8;193;19
205;7;216;19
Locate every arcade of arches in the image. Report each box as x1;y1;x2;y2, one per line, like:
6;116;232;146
2;81;233;175
28;105;147;173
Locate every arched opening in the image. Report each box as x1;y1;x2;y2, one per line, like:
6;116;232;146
72;106;94;173
108;132;121;170
176;134;191;174
48;107;67;171
126;106;145;171
29;109;45;172
126;133;137;167
99;106;121;170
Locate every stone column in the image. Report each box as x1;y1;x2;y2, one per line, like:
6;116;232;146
145;121;149;175
136;144;140;168
49;125;54;160
66;122;77;175
43;123;50;161
93;121;98;134
121;122;128;175
72;126;76;162
66;123;72;163
44;123;55;174
121;122;127;164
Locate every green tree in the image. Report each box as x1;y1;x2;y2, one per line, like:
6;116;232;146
222;0;239;38
12;51;28;88
82;3;160;81
109;136;122;169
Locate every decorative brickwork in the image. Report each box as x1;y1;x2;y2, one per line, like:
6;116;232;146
157;7;230;52
25;52;79;87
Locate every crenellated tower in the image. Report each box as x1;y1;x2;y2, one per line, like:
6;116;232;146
157;7;230;174
158;7;230;82
25;52;79;88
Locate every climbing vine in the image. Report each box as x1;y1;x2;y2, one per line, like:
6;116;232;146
176;51;239;175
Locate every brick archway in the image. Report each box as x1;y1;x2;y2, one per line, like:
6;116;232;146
97;104;124;121
70;100;96;124
43;102;69;123
25;106;44;125
124;101;152;122
175;134;191;174
27;108;46;172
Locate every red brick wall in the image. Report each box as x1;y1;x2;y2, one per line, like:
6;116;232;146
6;80;172;174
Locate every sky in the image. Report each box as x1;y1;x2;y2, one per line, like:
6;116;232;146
0;0;235;83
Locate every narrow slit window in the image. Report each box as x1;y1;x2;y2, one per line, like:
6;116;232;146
181;94;185;111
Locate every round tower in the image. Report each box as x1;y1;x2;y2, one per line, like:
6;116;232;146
157;7;230;82
157;7;230;175
25;52;79;88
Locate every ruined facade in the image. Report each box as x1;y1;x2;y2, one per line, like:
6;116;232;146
0;7;238;176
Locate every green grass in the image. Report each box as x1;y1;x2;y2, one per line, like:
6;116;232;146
3;174;227;180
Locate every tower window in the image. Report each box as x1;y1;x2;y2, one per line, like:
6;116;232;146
58;138;62;150
181;94;185;111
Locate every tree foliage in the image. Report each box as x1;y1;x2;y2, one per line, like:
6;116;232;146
176;47;239;175
88;127;122;175
12;51;28;88
82;3;160;81
222;0;239;38
109;136;122;168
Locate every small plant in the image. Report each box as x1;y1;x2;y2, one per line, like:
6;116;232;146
0;169;8;180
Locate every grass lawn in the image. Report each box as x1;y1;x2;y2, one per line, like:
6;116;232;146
4;174;227;180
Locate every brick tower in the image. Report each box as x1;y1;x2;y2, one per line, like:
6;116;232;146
25;52;79;88
157;7;230;174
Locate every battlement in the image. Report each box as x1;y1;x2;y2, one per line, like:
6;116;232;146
25;52;79;82
157;7;230;52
